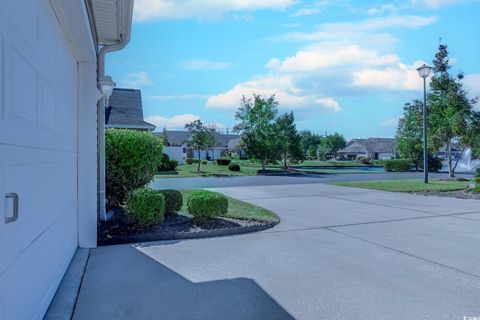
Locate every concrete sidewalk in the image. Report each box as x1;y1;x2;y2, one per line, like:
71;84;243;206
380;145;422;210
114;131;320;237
73;183;480;320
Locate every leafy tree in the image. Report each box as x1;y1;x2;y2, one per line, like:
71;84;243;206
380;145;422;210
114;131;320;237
396;100;424;171
300;130;321;159
162;126;169;146
185;120;214;171
317;136;329;160
234;94;280;171
427;44;478;177
325;133;346;159
276;112;303;169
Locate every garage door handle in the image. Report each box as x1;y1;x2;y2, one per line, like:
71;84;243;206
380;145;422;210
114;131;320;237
5;193;19;224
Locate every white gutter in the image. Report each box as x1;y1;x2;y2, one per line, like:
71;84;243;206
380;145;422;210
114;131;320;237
96;0;134;221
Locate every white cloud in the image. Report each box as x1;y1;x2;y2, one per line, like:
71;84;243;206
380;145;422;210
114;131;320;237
121;71;153;89
148;94;209;101
134;0;296;21
463;74;480;109
179;60;232;70
145;114;201;130
410;0;478;9
367;3;398;15
380;118;399;127
282;23;303;28
290;7;322;17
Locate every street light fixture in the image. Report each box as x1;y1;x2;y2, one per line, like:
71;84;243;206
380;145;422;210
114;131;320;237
417;64;432;184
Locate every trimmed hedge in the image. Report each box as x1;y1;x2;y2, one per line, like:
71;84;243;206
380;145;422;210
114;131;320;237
126;188;165;227
106;129;163;208
357;157;371;165
228;163;240;171
157;189;183;214
384;159;411;172
216;157;232;166
187;190;228;221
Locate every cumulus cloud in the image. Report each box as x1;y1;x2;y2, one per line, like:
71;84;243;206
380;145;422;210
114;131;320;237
380;118;399;127
145;114;201;130
410;0;478;9
121;72;153;89
134;0;296;21
179;60;232;70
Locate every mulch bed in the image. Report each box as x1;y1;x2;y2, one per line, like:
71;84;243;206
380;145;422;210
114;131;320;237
98;211;277;246
412;189;480;200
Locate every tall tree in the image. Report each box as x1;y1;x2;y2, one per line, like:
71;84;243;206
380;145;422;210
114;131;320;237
427;44;478;177
185;120;214;171
396;100;424;171
300;130;321;159
325;133;346;159
276;112;303;169
162;126;169;146
234;94;280;170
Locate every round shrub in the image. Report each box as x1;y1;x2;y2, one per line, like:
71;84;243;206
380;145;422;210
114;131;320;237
357;157;371;165
157;189;183;214
384;159;411;172
186;158;194;165
228;163;240;171
187;190;228;221
126;188;165;227
428;157;443;172
106;129;163;208
201;160;208;165
168;160;179;170
216;157;232;166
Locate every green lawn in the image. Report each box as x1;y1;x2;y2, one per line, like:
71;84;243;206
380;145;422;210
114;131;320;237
179;189;279;222
330;179;469;192
156;161;283;178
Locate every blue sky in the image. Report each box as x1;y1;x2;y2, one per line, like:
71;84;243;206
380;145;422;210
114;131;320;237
106;0;480;139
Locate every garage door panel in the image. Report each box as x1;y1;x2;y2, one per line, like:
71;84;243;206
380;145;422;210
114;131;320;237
0;208;77;319
0;145;76;275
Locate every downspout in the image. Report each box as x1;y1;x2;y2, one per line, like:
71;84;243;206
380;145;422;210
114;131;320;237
97;36;130;221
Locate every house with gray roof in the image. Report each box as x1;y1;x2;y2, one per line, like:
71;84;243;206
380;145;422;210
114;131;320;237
338;138;397;160
106;88;156;131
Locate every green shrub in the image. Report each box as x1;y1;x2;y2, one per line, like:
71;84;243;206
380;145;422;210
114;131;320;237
168;160;178;170
384;159;411;172
106;129;162;208
126;188;165;227
357;157;371;165
475;168;480;178
158;153;170;171
187;190;228;221
157;189;183;214
186;158;194;165
428;157;443;172
201;160;208;165
228;163;240;171
217;157;232;166
474;177;480;184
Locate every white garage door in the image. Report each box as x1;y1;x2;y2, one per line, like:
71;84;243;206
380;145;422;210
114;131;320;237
0;1;79;319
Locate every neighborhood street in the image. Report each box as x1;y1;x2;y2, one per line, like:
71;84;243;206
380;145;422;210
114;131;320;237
74;183;480;320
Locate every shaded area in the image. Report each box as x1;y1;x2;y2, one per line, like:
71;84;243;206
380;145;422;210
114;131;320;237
73;245;294;320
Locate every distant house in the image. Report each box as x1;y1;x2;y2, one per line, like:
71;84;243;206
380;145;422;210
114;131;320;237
434;144;463;160
106;88;156;131
338;138;397;160
154;130;242;163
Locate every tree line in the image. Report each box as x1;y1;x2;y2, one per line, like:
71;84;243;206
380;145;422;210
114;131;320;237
396;44;480;177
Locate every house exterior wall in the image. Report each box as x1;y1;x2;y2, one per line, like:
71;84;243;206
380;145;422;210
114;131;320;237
164;146;185;164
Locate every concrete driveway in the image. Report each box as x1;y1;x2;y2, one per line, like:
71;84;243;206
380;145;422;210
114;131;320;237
73;184;480;320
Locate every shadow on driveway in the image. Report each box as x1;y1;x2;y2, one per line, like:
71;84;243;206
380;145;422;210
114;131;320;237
73;244;293;320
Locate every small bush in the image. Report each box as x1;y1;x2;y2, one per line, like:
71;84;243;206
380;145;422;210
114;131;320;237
357;157;371;165
106;129;163;208
126;188;165;227
201;160;208;165
158;153;170;171
429;157;443;172
186;158;194;165
384;159;411;172
475;168;480;177
473;177;480;183
168;160;179;170
217;157;232;166
187;190;228;221
157;189;183;214
228;163;240;171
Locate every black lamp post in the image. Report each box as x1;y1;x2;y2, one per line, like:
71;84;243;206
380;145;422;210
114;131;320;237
416;64;432;184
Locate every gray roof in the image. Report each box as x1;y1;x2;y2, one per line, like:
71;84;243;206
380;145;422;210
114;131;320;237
339;138;397;154
106;88;155;130
227;138;242;150
154;130;240;148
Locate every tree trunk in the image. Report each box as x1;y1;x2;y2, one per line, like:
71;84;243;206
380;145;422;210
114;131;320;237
261;158;266;171
197;151;201;172
283;151;288;170
447;139;454;178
